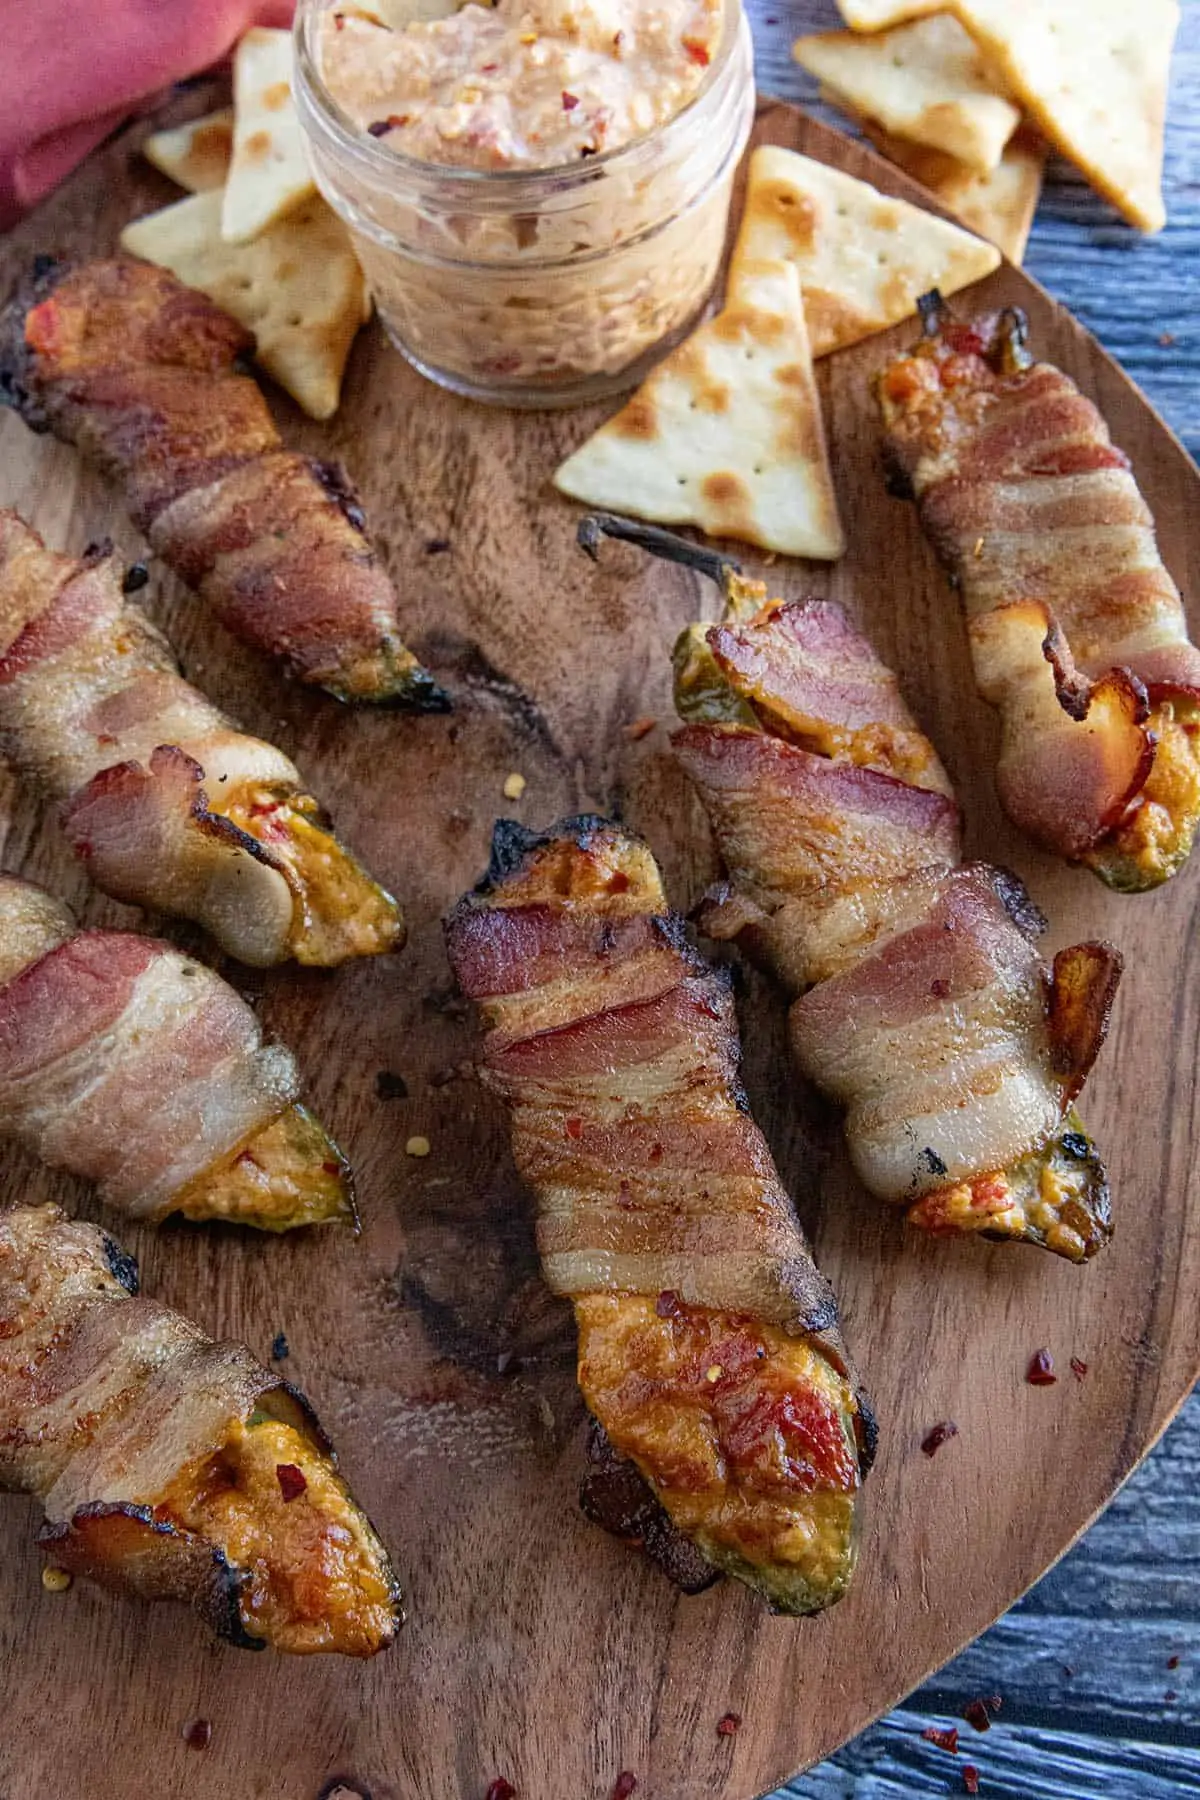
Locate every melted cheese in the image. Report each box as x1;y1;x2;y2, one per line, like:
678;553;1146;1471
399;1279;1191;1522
222;787;402;964
1088;701;1200;891
174;1104;354;1232
162;1415;398;1655
576;1293;861;1613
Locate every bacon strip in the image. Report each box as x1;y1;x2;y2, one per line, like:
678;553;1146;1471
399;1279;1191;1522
877;300;1200;890
0;510;401;966
0;875;352;1230
577;515;1121;1261
447;814;874;1615
0;1202;401;1653
0;257;446;709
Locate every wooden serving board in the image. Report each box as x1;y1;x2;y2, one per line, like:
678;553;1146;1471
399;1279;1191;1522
1;88;1198;1800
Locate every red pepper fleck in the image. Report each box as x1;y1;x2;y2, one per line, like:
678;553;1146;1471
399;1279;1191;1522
25;299;63;358
1027;1348;1057;1385
565;1116;583;1140
333;9;345;26
1166;1689;1179;1702
608;871;631;893
1168;1655;1181;1669
715;1711;742;1737
625;716;657;741
276;1463;307;1502
561;90;580;111
611;1777;637;1800
682;36;711;64
613;28;624;44
930;978;950;997
922;1725;959;1753
322;1160;344;1176
648;1142;664;1164
963;1768;980;1796
1070;1357;1089;1381
182;1718;212;1750
656;1290;683;1318
481;61;499;71
921;1420;958;1457
485;1783;516;1800
963;1699;993;1733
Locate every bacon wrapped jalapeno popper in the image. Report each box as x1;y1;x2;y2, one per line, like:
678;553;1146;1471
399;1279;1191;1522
0;256;447;710
876;296;1200;892
0;875;352;1231
0;510;401;966
579;516;1122;1263
1;1202;401;1653
446;816;875;1615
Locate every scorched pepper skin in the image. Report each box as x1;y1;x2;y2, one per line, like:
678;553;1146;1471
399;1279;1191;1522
447;813;873;1615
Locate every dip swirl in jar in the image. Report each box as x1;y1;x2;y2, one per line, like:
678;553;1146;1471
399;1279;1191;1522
294;0;755;405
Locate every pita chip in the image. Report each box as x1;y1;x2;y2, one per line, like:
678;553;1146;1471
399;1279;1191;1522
142;109;234;193
730;145;1001;359
794;16;1020;175
836;0;939;29
222;27;315;243
554;260;844;560
122;190;366;420
945;0;1177;232
860;122;1047;263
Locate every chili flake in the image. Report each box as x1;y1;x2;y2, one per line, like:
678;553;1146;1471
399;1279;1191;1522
921;1420;959;1457
562;90;580;110
625;716;657;740
485;1782;516;1800
682;35;710;64
1026;1348;1057;1385
716;1713;741;1737
565;1116;584;1140
182;1718;213;1750
962;1697;998;1733
1168;1655;1181;1670
611;1777;638;1800
922;1725;959;1753
276;1463;308;1502
963;1768;980;1796
1070;1357;1089;1381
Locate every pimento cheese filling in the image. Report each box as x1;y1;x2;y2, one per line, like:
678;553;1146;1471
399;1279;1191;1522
319;0;723;170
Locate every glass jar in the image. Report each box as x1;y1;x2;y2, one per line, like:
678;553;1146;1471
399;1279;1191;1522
293;0;755;408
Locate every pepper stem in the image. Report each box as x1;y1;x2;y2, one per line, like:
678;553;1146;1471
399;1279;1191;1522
577;513;743;595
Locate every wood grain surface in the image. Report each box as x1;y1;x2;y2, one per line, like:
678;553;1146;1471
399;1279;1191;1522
1;81;1198;1800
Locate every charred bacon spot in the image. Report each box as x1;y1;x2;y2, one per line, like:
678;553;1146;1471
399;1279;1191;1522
921;1147;949;1178
375;1069;409;1100
987;865;1047;939
102;1233;139;1293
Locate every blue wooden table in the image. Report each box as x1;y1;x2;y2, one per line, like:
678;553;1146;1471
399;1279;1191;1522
748;2;1200;1793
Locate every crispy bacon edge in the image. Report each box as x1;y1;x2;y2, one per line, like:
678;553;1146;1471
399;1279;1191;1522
446;812;876;1602
0;1202;402;1650
875;292;1200;882
0;256;448;711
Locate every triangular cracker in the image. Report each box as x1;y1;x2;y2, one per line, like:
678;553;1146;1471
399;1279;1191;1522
837;0;939;28
794;16;1020;175
142;109;234;193
122;190;366;420
860;122;1046;264
730;145;1001;358
222;27;315;244
945;0;1177;232
554;260;844;560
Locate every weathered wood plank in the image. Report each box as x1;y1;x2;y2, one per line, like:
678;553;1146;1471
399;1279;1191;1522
793;1711;1200;1798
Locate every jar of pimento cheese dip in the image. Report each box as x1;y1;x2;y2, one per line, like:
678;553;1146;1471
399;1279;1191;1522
293;0;754;407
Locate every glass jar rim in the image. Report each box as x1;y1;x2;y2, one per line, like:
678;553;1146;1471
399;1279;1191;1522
293;0;746;195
